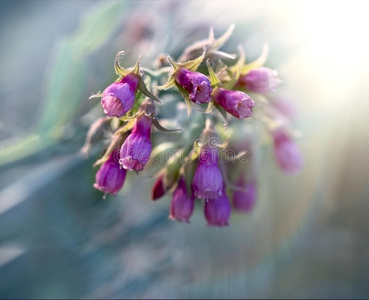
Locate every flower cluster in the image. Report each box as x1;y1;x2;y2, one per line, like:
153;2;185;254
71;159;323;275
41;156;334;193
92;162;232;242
84;25;303;227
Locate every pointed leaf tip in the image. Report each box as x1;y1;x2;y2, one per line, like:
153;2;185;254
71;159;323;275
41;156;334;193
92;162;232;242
138;77;162;103
114;51;130;77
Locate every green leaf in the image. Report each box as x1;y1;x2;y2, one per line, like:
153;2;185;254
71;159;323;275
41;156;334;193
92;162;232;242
1;1;127;166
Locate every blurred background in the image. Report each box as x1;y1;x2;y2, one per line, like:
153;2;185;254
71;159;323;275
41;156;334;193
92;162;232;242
1;0;369;298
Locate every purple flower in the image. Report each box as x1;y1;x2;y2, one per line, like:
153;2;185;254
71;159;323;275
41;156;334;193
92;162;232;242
213;88;254;119
193;145;223;200
270;96;297;121
204;188;231;227
93;150;127;196
174;67;212;104
152;175;166;200
272;128;303;174
120;114;152;172
169;177;194;222
238;67;281;94
101;73;140;117
232;178;257;213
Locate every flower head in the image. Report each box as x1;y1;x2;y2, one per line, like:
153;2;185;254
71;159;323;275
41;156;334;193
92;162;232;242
193;145;223;200
272;128;303;174
204;188;231;227
238;67;281;94
101;73;140;117
169;177;194;222
213;88;254;119
232;178;257;213
93;150;127;196
120;114;152;172
175;67;212;104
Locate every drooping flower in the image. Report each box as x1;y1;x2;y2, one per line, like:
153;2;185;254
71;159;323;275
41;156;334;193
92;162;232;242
120;114;152;172
174;68;212;104
232;177;257;213
237;67;281;94
272;128;303;174
101;73;140;117
169;177;194;222
93;150;127;196
213;88;254;119
204;187;231;227
269;96;297;121
152;175;166;200
193;145;223;200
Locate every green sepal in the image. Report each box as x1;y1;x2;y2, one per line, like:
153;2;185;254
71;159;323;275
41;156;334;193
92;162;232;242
131;57;141;76
213;100;229;126
156;76;176;91
188;139;202;162
152;118;182;133
205;100;214;113
175;82;192;116
241;43;269;75
138;76;161;103
206;60;220;88
119;110;144;122
182;159;197;198
114;118;136;135
89;91;103;99
181;51;205;71
156;51;205;92
167;56;181;71
208;24;235;53
114;51;130;77
228;45;246;75
217;135;230;149
222;46;245;90
93;129;128;167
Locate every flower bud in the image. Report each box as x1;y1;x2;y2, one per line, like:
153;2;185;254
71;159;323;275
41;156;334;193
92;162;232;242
101;73;140;117
272;128;303;174
169;177;194;223
93;150;126;196
120;114;152;172
204;188;231;227
193;145;223;200
213;88;254;119
232;178;257;213
175;68;212;104
152;175;166;200
238;67;281;94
